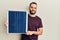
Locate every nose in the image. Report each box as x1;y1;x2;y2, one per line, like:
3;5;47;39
32;8;36;11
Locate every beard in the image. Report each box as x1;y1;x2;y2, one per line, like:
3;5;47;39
29;10;36;15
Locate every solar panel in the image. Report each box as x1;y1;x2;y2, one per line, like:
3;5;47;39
7;10;28;34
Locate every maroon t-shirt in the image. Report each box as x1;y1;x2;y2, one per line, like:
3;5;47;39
21;14;43;40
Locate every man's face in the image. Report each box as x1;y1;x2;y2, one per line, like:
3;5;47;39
29;4;37;15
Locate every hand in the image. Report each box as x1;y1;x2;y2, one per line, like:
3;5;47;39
4;21;8;27
26;31;34;35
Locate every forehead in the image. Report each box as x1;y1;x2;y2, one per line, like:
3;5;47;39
30;4;37;7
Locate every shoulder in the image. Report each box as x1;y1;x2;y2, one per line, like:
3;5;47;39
36;16;42;20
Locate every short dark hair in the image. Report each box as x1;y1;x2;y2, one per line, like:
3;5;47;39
29;2;37;7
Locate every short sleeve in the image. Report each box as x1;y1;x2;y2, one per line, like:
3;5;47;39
38;18;43;28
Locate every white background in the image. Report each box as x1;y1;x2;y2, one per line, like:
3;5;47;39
0;0;60;40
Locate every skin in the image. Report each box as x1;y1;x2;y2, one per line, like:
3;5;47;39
4;21;8;27
4;4;43;35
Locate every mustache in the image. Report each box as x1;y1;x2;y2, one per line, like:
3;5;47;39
30;10;36;13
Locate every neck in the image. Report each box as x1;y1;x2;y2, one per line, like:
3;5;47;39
29;13;36;17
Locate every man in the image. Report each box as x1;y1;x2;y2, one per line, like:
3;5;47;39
4;2;43;40
21;2;43;40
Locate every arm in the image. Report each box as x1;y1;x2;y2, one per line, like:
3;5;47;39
32;28;43;35
26;27;43;35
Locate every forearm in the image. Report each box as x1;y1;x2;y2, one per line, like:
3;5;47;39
32;31;43;35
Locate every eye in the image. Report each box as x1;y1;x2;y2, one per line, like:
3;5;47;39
35;8;36;9
31;7;33;8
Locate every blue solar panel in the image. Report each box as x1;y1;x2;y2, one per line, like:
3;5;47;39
8;11;27;33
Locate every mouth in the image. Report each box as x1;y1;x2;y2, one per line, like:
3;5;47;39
31;11;36;13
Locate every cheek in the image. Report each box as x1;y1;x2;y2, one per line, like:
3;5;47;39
34;8;37;11
30;8;33;11
29;7;33;10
